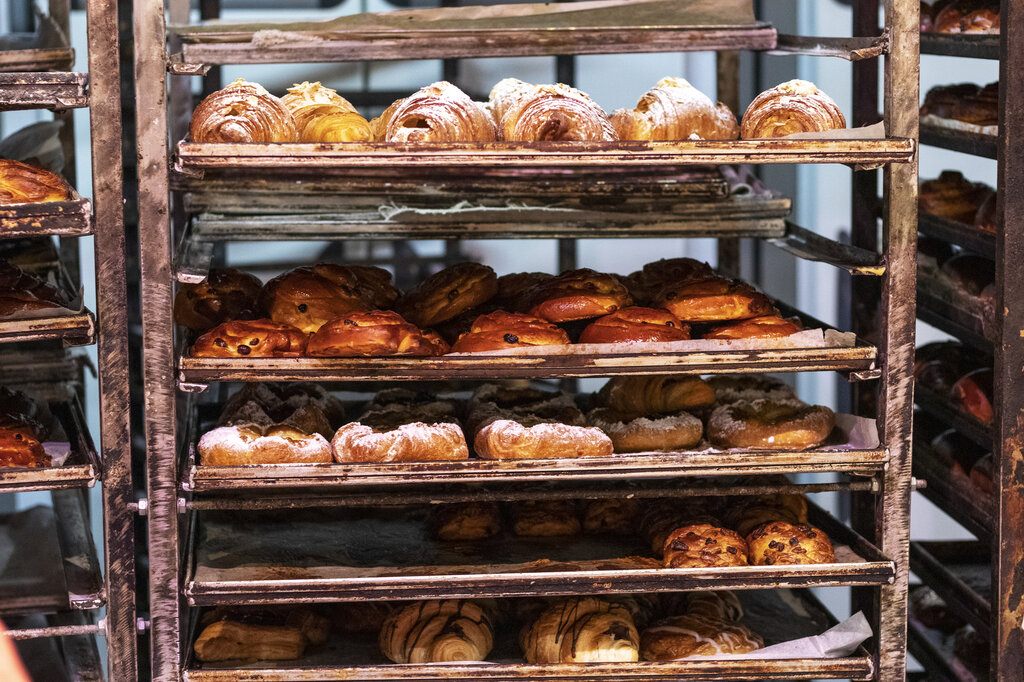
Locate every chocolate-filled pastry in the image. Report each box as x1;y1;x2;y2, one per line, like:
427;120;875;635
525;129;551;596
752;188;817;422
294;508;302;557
919;170;994;224
707;398;835;450
307;311;448;357
498;82;617;142
194;608;330;662
598;375;716;417
198;424;333;466
582;499;640;535
332;403;468;463
640;614;762;660
520;597;639;663
191;319;307;358
281;81;371;143
654;277;775;323
746;521;835;565
189;78;298;143
662;523;749;568
740;79;846;139
952;367;994;423
511;500;581;537
373;81;496;143
610;77;739;141
702;314;801;340
910;586;965;633
578;307;690;344
380;600;494;663
474;404;613;460
623;258;714;306
173;268;264;333
449;311;570;353
970;453;994;495
588;407;702;453
705;374;797;405
0;415;49;468
941;253;995;296
0;159;73;204
724;492;809;538
429;502;503;541
394;262;498;328
522;268;633;323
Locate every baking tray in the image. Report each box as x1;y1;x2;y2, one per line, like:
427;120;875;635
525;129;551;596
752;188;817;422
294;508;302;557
918;212;995;260
910;541;990;637
0;189;93;239
0;72;88;111
912;431;993;542
919;122;997;159
920;33;1000;60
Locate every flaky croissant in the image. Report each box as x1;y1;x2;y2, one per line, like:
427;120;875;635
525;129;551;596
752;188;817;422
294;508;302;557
521;597;639;664
488;77;536;125
611;77;739;141
0;159;72;204
499;82;618;142
281;81;372;142
740;79;846;139
190;79;298;143
379;600;494;663
371;81;496;143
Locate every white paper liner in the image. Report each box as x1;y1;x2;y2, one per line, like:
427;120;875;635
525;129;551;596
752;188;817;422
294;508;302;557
680;611;872;660
42;442;71;467
783;121;886;141
920;113;997;137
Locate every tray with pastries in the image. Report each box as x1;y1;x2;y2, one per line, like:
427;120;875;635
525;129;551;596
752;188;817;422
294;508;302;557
916;243;996;349
909;541;991;638
0;249;94;346
0;158;92;238
918;170;996;257
920;1;1000;58
175;76;912;180
0;14;75;73
184;493;891;605
182;589;872;681
913;341;995;448
919;82;998;159
908;585;989;682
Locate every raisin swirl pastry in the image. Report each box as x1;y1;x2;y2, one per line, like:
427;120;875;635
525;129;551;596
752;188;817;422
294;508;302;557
372;81;496;143
189;78;298;143
623;257;714;306
746;521;835;565
190;319;308;358
498;82;617;142
173;268;264;333
521;268;633;323
520;597;639;663
449;311;570;353
611;77;739;141
281;81;372;143
380;600;495;663
702;314;802;340
654;276;775;323
740;79;846;139
0;159;73;205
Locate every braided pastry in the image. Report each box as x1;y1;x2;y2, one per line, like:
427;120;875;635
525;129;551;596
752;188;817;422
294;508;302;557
189;78;298;143
0;159;72;205
611;77;739;141
474;410;613;460
499;82;617;142
521;597;639;663
740;79;846;139
198;424;332;466
190;319;308;358
281;81;371;142
380;600;494;663
373;81;496;143
331;402;468;463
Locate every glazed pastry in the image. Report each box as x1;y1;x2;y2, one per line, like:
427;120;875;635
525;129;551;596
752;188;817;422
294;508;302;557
307;311;449;357
952;367;994;423
707;398;836;450
498;82;617;142
611;77;739;141
520;597;639;663
198;424;332;466
521;268;633;323
578;307;690;344
281;81;371;142
331;403;468;463
373;81;496;143
640;614;762;660
494;271;556;309
705;375;796;405
0;159;72;204
598;375;716;416
746;521;835;565
919;170;994;223
449;311;570;353
654;276;775;323
0;415;49;468
394;262;498;328
940;254;995;296
473;406;613;460
582;499;640;535
191;319;308;358
173;268;264;333
380;600;494;663
703;314;802;340
587;407;702;452
194;608;329;662
189;78;298;143
662;523;749;569
623;257;714;306
511;500;582;537
740;79;846;139
429;502;503;541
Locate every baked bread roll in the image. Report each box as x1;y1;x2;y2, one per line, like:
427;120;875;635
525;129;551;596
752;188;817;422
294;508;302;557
0;415;49;468
611;77;739;141
173;268;264;333
952;367;994;423
194;608;329;662
582;499;640;535
191;319;308;358
598;375;716;416
746;521;835;565
373;82;496;143
623;258;714;306
640;614;762;660
380;600;494;663
579;307;690;344
662;523;749;568
702;314;801;340
654;277;775;323
449;311;570;353
707;398;835;450
498;82;617;142
520;597;639;663
394;262;498;328
0;159;73;204
473;408;613;460
587;407;702;452
331;403;468;463
281;81;371;143
198;424;332;466
511;500;581;537
190;78;298;143
919;170;994;224
307;311;449;357
705;375;797;405
740;79;846;139
521;268;632;323
429;502;503;541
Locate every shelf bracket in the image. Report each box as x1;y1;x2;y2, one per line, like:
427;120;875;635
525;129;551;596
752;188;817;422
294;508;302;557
771;32;889;61
770;222;885;276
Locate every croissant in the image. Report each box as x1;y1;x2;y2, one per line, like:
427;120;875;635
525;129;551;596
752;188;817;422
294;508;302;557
521;597;639;664
611;77;739;141
0;159;72;204
281;81;372;143
190;78;298;143
488;78;537;125
379;600;494;663
740;79;846;139
372;81;496;143
499;83;618;142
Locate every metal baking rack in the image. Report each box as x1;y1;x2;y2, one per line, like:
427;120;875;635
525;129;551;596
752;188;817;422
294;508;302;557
911;425;993;541
910;541;991;638
0;12;74;73
134;0;919;679
0;188;93;239
918;212;995;258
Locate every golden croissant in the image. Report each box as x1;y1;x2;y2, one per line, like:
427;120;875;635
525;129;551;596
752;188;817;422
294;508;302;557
371;82;496;143
379;600;494;663
611;77;739;141
189;78;298;143
499;82;618;142
488;77;536;126
281;82;371;142
0;159;72;204
193;608;330;662
520;597;639;663
740;79;846;139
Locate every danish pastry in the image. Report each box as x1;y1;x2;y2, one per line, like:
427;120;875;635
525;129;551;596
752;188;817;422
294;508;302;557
640;614;762;660
520;597;639;663
194;608;329;662
281;81;371;143
662;524;749;569
740;79;846;139
307;311;449;357
522;268;633;323
374;81;496;143
429;502;503;541
189;78;298;143
724;491;809;538
394;262;498;328
707;398;836;450
511;500;581;537
173;268;264;333
579;307;690;344
598;375;716;416
611;77;739;141
702;314;801;340
449;311;570;353
191;319;308;358
587;407;702;452
331;402;468;463
198;424;332;466
380;600;494;663
498;82;617;142
746;521;835;565
0;159;73;204
654;276;775;323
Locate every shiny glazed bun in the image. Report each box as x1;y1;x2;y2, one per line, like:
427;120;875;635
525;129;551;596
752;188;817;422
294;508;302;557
307;310;448;357
191;319;308;358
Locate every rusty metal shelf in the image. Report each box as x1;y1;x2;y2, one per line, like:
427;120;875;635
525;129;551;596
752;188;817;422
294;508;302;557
907;613;986;682
916;281;994;353
0;47;74;73
918;213;995;259
7;611;103;682
912;433;993;541
910;541;990;638
914;382;993;449
919;123;997;159
0;196;93;239
920;32;1000;60
0;309;95;347
0;72;88;111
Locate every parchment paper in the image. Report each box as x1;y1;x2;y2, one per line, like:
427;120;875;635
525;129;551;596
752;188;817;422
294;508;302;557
683;611;871;660
784;121;886;140
920;113;997;137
